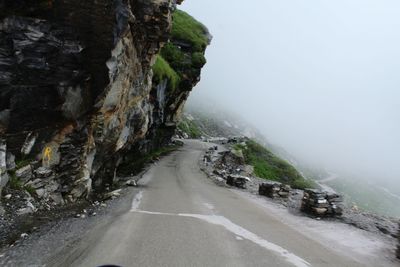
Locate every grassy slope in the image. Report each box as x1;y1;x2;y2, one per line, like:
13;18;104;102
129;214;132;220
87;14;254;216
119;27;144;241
237;140;315;189
152;10;208;90
178;117;203;138
171;10;209;52
152;55;180;91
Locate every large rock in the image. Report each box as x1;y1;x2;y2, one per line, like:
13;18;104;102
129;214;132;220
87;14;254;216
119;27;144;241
216;150;246;172
0;0;209;203
15;165;33;183
259;182;291;199
0;139;8;198
226;175;250;189
16;201;37;216
301;189;344;217
6;152;15;170
0;205;5;216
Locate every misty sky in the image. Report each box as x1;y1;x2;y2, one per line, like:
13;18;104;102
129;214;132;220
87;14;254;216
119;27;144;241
181;0;400;183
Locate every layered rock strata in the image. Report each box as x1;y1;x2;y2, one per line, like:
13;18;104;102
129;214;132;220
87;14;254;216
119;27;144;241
0;0;209;205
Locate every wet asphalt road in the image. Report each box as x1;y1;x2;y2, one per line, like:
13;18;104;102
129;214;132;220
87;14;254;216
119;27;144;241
48;140;389;267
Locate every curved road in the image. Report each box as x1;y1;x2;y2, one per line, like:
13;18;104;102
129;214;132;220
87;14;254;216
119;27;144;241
50;140;394;267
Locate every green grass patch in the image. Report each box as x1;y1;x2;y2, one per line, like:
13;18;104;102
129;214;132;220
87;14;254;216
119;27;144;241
24;185;36;195
178;119;202;138
241;140;315;189
171;10;209;52
8;172;37;194
191;52;206;68
291;179;316;190
160;43;186;70
152;55;180;91
161;42;206;72
153;10;209;92
9;173;23;190
15;158;32;169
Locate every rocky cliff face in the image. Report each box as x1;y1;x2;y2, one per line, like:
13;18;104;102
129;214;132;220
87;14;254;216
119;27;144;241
0;0;209;208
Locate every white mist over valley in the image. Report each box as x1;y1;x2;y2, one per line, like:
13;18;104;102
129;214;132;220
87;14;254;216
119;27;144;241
182;0;400;218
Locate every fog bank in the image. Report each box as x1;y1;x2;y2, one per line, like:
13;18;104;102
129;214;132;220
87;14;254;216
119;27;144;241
181;0;400;185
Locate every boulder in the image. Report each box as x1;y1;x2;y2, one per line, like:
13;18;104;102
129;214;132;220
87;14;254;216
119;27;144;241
242;165;254;176
301;189;344;217
226;175;250;189
0;205;5;216
0;172;8;197
15;165;33;183
220;150;245;167
103;189;122;200
259;182;291;199
20;233;29;239
34;180;60;199
0;139;8;198
50;193;65;205
126;179;137;187
17;201;37;215
35;189;46;198
34;167;53;178
6;152;15;170
213;169;227;179
25;179;46;189
313;207;328;215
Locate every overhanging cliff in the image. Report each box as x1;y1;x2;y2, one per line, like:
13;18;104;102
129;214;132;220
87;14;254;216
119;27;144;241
0;0;210;207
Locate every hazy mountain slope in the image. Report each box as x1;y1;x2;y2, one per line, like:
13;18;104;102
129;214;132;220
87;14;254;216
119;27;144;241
183;102;400;218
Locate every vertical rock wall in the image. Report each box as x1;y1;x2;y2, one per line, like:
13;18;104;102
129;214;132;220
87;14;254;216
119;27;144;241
0;0;209;205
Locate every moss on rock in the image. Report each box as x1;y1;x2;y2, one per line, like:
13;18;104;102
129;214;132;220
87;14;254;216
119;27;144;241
152;55;180;91
171;10;209;52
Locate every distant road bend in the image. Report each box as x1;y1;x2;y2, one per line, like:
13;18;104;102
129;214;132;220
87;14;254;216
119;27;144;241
50;140;393;267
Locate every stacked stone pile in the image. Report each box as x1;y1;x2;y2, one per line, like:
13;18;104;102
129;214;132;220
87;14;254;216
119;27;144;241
259;182;291;199
301;189;343;217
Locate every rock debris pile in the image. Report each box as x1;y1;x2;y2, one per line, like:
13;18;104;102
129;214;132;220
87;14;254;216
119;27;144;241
259;182;291;199
226;175;250;189
301;189;344;217
200;139;399;257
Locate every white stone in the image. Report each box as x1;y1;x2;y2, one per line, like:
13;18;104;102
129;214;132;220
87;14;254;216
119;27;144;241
20;233;28;238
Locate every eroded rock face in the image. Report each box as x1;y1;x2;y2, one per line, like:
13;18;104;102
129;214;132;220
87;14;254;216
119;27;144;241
0;0;207;204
